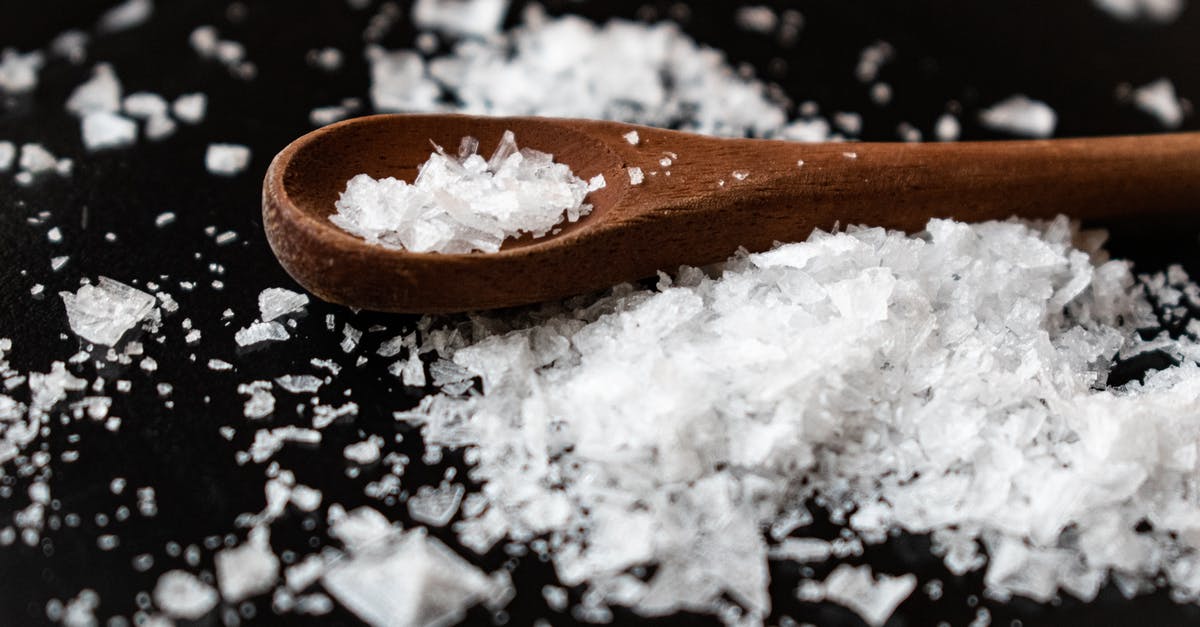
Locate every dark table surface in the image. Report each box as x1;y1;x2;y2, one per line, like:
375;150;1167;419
2;1;1200;626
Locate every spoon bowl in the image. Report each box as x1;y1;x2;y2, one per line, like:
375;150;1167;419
265;114;1200;313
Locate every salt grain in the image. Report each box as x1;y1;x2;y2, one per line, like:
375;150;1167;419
1131;78;1185;129
60;277;157;345
205;143;252;176
0;48;44;93
411;0;509;37
333;131;595;253
154;570;219;620
980;95;1057;138
215;527;279;602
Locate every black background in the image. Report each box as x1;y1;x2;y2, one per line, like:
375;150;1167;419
2;1;1200;626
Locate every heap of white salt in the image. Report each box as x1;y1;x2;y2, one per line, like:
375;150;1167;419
60;277;157;346
332;131;602;253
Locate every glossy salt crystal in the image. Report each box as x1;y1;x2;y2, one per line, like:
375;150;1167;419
81;111;138;151
1093;0;1186;22
332;131;595;253
205;143;252;176
153;570;219;620
407;482;465;527
235;321;289;346
215;527;279;602
274;375;323;394
60;277;157;345
412;0;509;37
237;381;275;419
935;113;960;141
322;527;505;627
19;144;59;174
258;288;309;322
979;94;1057;138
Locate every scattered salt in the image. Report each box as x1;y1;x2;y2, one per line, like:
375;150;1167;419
411;0;509;37
623;130;640;145
627;166;644;185
81;111;138;151
235;321;289;346
172;93;207;124
0;48;44;93
215;527;279;602
96;0;153;33
820;564;917;627
935;113;961;141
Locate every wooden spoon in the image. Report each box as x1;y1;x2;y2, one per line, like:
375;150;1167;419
263;114;1200;313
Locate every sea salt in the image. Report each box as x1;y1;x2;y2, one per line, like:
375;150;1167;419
332;132;595;253
344;437;382;465
735;6;778;33
215;527;279;602
60;278;157;345
258;288;309;321
0;48;44;93
322;526;506;627
935;113;961;141
979;95;1057;138
1093;0;1186;22
81;111;138;151
1131;78;1185;128
155;212;175;227
820;565;917;627
407;481;465;526
627;167;644;185
411;0;509;37
66;64;122;116
623;130;640;145
153;570;219;620
0;141;14;171
235;321;289;346
97;0;153;33
205;143;251;176
172;93;207;124
274;375;323;394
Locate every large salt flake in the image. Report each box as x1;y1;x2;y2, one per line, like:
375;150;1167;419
215;526;279;602
322;527;506;627
60;277;157;345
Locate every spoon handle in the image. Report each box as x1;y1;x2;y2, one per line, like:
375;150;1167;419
608;129;1200;261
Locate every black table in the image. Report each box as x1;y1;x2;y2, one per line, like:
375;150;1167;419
2;1;1199;625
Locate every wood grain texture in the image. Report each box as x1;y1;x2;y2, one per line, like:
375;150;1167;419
263;114;1200;313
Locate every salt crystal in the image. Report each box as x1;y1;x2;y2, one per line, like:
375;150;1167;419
856;41;895;83
96;0;153;33
979;95;1057;138
258;288;309;321
332;132;595;253
122;92;168;119
344;437;382;465
19;144;59;174
155;212;175;227
153;570;218;620
60;277;157;345
0;48;44;93
81;111;138;151
237;381;275;419
407;481;465;526
235;321;289;346
731;170;750;181
627;166;644;185
208;359;233;371
47;227;62;243
322;527;505;627
274;375;323;394
50;31;89;64
172;93;207;124
736;6;778;33
821;564;916;627
66;64;122;116
306;47;343;71
0;141;14;171
1093;0;1186;22
51;256;69;271
215;527;279;602
935;113;960;141
205;143;252;176
1131;78;1185;129
769;538;832;563
215;231;238;245
623;130;640;145
411;0;509;37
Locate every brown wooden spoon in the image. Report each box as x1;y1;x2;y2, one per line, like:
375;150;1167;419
263;114;1200;313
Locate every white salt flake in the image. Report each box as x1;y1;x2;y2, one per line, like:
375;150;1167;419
1131;78;1185;128
623;130;640;145
172;93;207;124
0;48;44;93
97;0;153;33
407;482;465;527
980;95;1057;138
935;113;961;142
627;166;644;185
411;0;509;37
235;321;289;346
66;64;122;116
0;141;14;171
820;564;917;627
81;111;138;151
60;277;157;345
274;375;323;394
322;527;507;627
153;570;218;620
215;527;279;602
258;288;309;321
1093;0;1186;22
205;143;251;176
